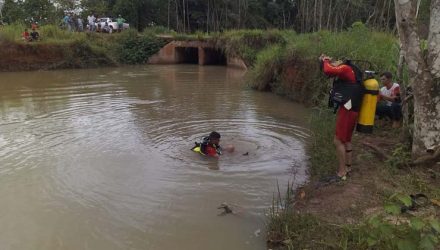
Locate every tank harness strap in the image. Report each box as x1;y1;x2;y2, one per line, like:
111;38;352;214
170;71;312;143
333;103;339;114
364;90;379;95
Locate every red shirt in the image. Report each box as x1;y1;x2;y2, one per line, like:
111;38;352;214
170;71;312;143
205;144;219;157
323;59;356;83
22;31;30;39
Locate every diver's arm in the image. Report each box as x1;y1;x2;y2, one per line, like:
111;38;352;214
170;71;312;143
322;60;347;77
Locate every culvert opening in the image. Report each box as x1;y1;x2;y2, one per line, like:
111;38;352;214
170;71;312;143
175;47;199;64
202;48;227;65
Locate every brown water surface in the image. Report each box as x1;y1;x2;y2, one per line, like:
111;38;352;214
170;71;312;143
0;65;309;250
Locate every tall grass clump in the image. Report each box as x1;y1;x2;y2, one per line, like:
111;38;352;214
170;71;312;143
267;183;363;249
247;44;285;92
248;23;399;105
290;22;398;71
143;25;172;35
0;23;25;42
213;29;291;65
39;25;86;43
308;108;337;177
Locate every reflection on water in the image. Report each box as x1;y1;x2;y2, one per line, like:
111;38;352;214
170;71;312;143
0;65;309;250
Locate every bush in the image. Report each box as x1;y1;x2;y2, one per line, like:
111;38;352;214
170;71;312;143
213;29;290;65
247;44;285;91
114;30;167;64
386;143;412;169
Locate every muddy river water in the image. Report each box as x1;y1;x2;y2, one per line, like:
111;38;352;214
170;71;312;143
0;65;309;250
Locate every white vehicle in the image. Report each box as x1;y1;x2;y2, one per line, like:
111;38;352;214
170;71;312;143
95;17;129;32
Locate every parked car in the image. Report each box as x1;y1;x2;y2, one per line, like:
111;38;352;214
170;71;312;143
95;17;129;32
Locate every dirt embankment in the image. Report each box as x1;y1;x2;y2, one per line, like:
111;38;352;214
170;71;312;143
294;129;440;224
0;41;116;72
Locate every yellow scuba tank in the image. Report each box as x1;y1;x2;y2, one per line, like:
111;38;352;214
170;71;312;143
357;73;379;133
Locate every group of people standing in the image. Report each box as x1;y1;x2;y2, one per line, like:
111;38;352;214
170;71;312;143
62;13;126;33
62;14;84;32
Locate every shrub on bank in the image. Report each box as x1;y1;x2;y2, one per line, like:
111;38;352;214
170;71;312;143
213;29;291;66
113;30;167;64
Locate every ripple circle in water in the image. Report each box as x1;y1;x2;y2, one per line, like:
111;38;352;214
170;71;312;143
0;65;310;250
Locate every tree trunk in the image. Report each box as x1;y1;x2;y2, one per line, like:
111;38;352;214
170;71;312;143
326;0;332;30
167;0;171;30
394;0;440;159
182;0;186;32
175;0;179;32
207;0;209;33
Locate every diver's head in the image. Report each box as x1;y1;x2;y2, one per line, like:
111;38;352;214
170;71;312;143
209;131;221;145
330;59;344;67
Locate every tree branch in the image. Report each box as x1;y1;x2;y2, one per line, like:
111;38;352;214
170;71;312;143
361;141;391;161
412;146;440;166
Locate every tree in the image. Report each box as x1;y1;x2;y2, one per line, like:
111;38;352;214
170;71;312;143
24;0;57;23
2;0;25;23
394;0;440;162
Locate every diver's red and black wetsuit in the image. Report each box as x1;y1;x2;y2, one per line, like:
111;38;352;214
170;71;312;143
204;144;220;157
323;59;358;143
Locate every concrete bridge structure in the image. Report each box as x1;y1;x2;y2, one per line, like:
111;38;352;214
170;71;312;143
148;40;247;69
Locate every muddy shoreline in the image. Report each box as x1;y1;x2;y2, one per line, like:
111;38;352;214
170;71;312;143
0;41;116;72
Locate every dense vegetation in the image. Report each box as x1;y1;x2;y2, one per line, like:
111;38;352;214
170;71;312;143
242;23;398;106
0;0;431;34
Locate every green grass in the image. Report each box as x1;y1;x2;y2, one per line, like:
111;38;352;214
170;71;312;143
0;23;26;42
213;29;290;65
308;108;337;177
246;22;399;105
267;180;440;250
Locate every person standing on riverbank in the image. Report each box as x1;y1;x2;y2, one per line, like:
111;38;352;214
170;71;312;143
116;15;125;32
87;14;96;31
376;72;402;128
320;54;363;181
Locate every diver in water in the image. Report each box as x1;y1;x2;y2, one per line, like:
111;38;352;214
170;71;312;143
191;131;234;158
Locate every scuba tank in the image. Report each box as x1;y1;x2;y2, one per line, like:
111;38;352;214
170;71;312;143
326;59;379;134
356;71;379;133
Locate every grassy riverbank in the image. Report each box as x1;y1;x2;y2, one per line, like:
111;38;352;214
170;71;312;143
249;26;440;249
267;112;440;249
0;24;167;71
